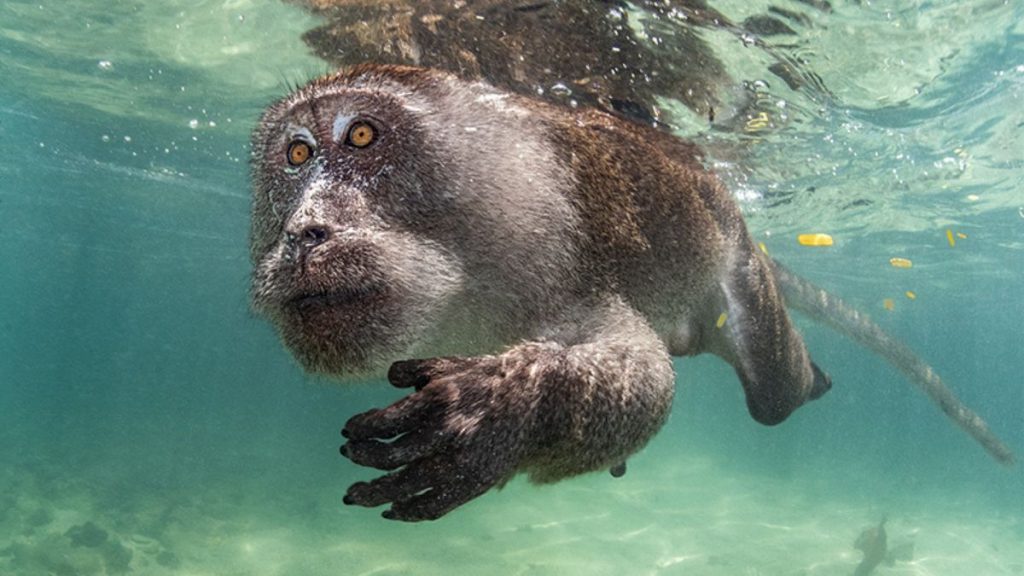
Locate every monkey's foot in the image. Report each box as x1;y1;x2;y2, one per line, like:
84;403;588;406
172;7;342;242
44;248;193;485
809;361;832;400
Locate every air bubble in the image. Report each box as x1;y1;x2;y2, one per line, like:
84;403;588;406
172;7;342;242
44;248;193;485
549;83;572;97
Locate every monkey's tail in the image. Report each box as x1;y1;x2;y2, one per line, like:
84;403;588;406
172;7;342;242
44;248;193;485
770;259;1014;465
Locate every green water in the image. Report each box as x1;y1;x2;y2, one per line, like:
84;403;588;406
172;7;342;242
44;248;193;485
1;1;1022;574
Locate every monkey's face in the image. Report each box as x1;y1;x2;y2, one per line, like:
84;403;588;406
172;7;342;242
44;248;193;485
248;75;466;375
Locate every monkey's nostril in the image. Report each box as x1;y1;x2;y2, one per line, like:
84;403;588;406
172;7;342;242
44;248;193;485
300;225;330;247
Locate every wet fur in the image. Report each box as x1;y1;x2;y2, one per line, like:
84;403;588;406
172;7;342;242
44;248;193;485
250;64;1006;522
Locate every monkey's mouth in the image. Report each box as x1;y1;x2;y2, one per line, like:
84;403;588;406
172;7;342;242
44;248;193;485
285;286;386;312
277;283;399;374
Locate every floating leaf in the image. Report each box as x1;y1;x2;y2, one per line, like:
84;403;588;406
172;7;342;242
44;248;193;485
798;233;833;247
890;257;913;268
745;112;770;132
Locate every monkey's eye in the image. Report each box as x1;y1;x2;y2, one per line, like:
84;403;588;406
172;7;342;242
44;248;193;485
287;140;312;166
346;121;376;148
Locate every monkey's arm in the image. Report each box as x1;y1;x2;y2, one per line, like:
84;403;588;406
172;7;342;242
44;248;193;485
340;296;674;521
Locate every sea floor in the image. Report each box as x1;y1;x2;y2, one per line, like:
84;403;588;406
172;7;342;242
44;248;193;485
2;451;1019;576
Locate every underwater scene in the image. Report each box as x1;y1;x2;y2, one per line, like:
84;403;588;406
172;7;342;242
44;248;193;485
1;1;1022;574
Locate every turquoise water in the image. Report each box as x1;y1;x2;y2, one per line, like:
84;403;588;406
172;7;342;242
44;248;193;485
1;1;1022;574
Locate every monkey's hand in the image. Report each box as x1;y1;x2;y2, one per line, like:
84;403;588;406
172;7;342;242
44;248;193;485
340;352;547;521
341;299;675;521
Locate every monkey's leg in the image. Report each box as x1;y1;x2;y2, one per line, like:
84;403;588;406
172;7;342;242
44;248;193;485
340;297;674;521
716;245;831;426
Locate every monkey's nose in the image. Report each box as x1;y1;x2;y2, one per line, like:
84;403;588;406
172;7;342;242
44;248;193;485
285;224;331;255
298;225;330;247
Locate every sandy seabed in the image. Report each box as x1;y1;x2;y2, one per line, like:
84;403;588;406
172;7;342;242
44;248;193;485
2;451;1020;576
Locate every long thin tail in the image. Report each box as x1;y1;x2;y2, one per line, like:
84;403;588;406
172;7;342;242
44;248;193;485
771;259;1014;465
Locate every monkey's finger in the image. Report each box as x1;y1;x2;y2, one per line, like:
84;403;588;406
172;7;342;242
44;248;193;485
343;456;444;508
383;478;491;522
387;359;432;390
388;357;470;390
341;430;446;470
342;393;440;440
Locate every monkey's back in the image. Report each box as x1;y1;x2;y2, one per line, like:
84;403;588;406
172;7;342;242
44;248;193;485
542;107;750;349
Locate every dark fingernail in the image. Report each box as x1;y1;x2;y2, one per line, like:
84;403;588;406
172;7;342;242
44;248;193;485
340;444;350;458
341;427;350;438
382;509;395;520
343;494;355;505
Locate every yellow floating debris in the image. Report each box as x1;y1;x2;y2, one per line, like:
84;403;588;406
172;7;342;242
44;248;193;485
905;291;917;300
797;233;833;247
744;112;771;132
889;257;913;268
716;312;728;328
957;232;967;239
883;298;895;311
946;229;956;247
758;242;769;255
